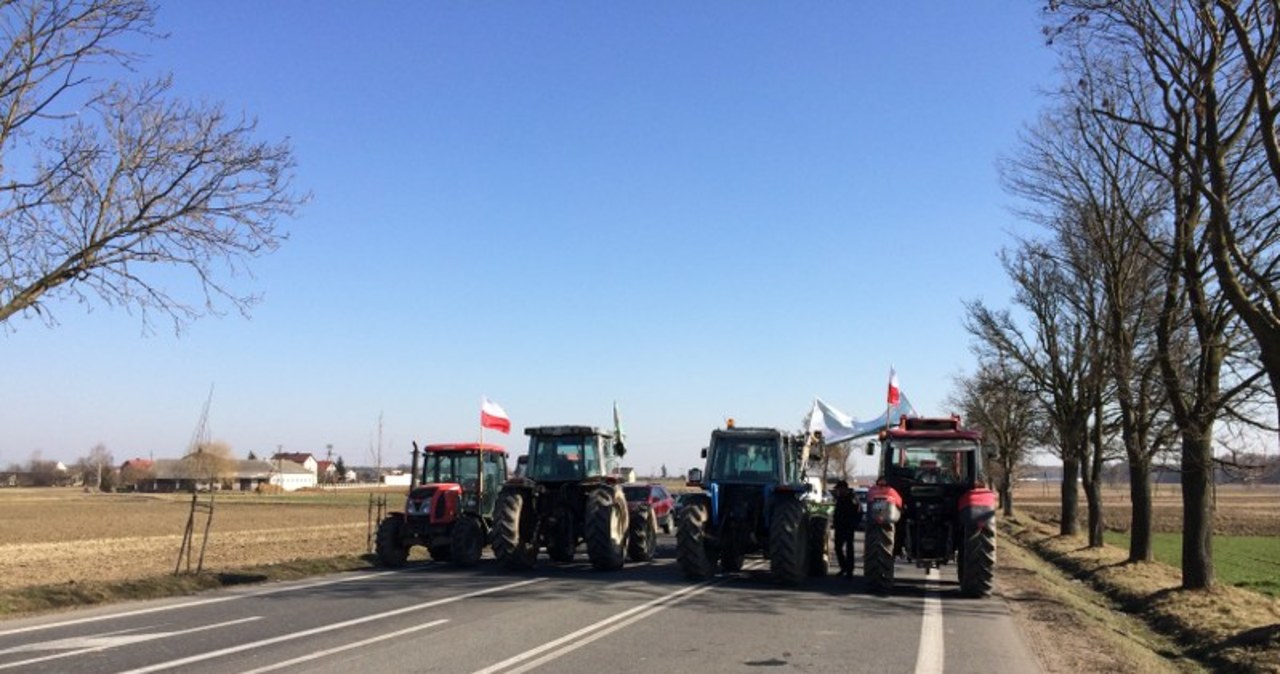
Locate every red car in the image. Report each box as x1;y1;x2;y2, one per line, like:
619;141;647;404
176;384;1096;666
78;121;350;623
624;483;676;534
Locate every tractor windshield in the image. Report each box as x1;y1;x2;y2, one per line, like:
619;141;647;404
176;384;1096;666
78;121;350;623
527;435;600;481
887;439;978;485
708;434;780;483
421;451;481;486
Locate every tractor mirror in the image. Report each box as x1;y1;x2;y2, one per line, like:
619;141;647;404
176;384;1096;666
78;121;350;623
700;447;708;459
687;468;703;485
865;440;877;456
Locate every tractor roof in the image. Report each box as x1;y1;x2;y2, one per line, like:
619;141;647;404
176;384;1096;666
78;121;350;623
884;416;982;442
423;443;508;455
524;425;613;438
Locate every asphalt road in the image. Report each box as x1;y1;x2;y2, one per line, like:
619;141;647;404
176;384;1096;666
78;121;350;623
0;532;1042;673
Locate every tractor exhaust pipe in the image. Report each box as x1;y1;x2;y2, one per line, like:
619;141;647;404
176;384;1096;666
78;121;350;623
409;441;421;490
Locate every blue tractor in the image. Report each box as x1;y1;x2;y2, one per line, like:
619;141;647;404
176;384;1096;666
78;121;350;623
676;422;830;584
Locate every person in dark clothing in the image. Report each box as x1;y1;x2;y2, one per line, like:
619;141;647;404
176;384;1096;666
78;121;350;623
832;479;860;578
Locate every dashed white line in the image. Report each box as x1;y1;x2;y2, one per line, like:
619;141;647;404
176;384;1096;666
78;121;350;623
118;578;545;674
0;617;260;671
238;619;449;674
0;570;397;638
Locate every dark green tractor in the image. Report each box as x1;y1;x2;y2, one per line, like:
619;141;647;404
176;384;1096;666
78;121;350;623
676;423;830;585
491;426;657;570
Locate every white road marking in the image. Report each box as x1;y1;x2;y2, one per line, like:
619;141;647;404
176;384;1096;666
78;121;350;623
118;578;544;674
0;570;397;638
915;567;944;674
474;561;762;674
238;619;449;674
0;617;260;671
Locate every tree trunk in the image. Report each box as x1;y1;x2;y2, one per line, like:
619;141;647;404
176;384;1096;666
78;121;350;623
1000;479;1014;518
1060;456;1080;536
1181;430;1215;590
1127;459;1154;562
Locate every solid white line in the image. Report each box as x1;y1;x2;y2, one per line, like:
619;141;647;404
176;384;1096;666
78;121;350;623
915;567;944;674
0;570;397;638
500;583;718;674
238;619;449;674
118;578;545;674
0;617;261;671
472;561;766;674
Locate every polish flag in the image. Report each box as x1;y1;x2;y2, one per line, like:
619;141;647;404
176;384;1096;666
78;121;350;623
887;367;901;406
481;398;511;434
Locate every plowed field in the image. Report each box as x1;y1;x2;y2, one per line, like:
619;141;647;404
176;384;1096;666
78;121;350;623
0;489;382;591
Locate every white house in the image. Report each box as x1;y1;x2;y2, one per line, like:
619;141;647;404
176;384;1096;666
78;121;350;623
269;460;318;491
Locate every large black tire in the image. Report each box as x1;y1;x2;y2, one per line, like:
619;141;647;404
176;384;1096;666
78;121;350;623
585;486;627;570
547;506;576;563
676;501;714;579
864;523;896;593
375;517;409;568
627;504;657;562
769;496;808;585
450;515;484;567
959;522;996;597
807;515;830;577
492;490;538;570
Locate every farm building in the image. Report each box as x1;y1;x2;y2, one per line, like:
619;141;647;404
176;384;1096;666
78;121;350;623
125;458;316;493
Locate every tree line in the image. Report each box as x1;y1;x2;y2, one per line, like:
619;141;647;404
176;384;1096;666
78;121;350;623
952;0;1280;592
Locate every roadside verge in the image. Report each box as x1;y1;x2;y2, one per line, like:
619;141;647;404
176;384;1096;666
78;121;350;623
1002;515;1280;674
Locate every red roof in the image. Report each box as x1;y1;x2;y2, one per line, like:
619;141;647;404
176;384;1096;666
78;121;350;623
121;458;153;470
423;443;507;455
272;452;314;463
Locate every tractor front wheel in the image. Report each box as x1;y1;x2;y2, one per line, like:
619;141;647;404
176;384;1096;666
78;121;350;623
959;521;996;598
492;490;537;570
864;523;895;593
450;515;484;567
375;517;409;568
676;501;713;579
585;486;627;570
627;504;658;562
768;496;808;585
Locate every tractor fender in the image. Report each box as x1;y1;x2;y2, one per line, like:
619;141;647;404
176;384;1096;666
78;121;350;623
958;488;997;531
866;484;903;526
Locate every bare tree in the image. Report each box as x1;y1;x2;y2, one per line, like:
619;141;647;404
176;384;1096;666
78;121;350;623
951;358;1043;517
1047;0;1275;588
965;241;1097;538
77;442;114;491
0;0;303;333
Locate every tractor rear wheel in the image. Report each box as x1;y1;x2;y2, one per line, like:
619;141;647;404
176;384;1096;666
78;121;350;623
375;517;409;568
585;486;627;570
492;490;537;570
450;515;483;567
768;496;807;585
807;515;830;577
547;506;576;563
627;504;657;562
864;523;895;593
676;501;713;579
959;522;996;598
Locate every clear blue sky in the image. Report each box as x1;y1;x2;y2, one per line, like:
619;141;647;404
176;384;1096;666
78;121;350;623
1;2;1057;477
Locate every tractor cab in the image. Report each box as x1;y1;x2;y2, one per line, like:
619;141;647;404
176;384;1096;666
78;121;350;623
519;426;625;485
410;443;509;521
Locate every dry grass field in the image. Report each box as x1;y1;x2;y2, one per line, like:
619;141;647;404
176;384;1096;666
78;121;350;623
1013;482;1280;536
0;488;385;592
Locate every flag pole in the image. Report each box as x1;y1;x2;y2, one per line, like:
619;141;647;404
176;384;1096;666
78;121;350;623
479;396;485;446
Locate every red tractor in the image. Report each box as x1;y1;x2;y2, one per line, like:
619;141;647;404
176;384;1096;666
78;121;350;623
375;442;510;567
863;416;996;597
